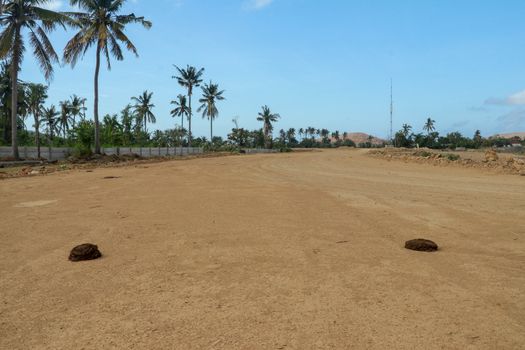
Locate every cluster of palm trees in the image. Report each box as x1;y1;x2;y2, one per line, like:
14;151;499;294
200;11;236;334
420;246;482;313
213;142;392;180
171;65;225;146
0;0;151;159
296;127;349;143
0;69;89;158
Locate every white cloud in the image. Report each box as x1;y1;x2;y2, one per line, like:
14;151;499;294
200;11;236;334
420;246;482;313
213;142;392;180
42;0;63;11
485;89;525;106
245;0;274;10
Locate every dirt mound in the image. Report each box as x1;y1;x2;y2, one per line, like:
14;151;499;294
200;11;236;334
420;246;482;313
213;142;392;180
68;244;102;262
405;239;438;252
369;148;525;176
484;149;499;162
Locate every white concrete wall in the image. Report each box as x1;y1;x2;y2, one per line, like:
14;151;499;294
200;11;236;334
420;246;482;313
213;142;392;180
0;147;203;160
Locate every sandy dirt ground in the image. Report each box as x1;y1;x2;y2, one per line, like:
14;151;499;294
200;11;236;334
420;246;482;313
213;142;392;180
1;149;524;349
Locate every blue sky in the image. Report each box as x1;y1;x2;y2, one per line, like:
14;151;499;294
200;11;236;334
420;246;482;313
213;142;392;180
21;0;525;138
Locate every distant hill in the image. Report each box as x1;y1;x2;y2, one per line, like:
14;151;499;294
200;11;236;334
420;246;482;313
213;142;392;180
493;132;525;140
340;132;386;145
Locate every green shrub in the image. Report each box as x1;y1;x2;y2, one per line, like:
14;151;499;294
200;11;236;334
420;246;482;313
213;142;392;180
414;151;432;158
203;143;240;153
444;153;460;161
71;144;93;159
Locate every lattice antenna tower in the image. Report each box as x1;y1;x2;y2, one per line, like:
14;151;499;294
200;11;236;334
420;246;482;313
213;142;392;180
390;78;394;144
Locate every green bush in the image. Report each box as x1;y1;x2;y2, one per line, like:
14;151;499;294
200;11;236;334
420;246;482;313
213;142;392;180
414;151;432;158
203;143;240;153
72;144;93;159
444;153;460;161
74;120;95;150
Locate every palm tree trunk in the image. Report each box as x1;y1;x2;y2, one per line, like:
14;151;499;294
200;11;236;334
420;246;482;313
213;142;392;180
48;126;52;160
264;124;269;149
11;26;21;160
188;91;192;148
3;107;10;144
35;113;40;159
210;117;213;142
93;45;102;154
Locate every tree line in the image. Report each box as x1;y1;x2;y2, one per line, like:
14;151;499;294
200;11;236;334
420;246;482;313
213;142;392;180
0;0;151;160
393;118;524;149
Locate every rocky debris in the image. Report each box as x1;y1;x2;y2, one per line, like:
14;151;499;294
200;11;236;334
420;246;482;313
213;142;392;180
506;158;525;172
405;239;438;252
69;243;102;262
369;149;525;176
484;149;499;162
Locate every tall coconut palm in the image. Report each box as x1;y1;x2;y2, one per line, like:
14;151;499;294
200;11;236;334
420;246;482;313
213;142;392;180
423;117;436;134
64;0;152;154
170;94;189;129
59;100;71;139
0;0;69;159
256;105;280;149
26;83;48;158
198;81;225;141
173;65;204;147
131;90;155;132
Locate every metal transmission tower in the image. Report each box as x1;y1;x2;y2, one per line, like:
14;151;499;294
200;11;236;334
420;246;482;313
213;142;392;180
390;79;394;145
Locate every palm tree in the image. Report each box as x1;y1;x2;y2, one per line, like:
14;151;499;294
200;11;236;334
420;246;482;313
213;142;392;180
198;81;225;141
402;123;412;138
173;65;204;147
42;105;59;152
120;104;134;146
26;83;48;158
305;126;313;140
170;94;189;130
0;63;29;140
320;129;330;142
256;105;280;149
131;90;156;132
0;62;12;143
69;94;86;127
423;118;436;134
286;128;296;144
0;0;68;159
279;129;286;142
59;100;72;139
64;0;152;154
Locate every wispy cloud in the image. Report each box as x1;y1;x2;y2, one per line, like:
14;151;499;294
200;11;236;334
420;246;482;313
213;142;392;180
485;89;525;106
244;0;274;11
